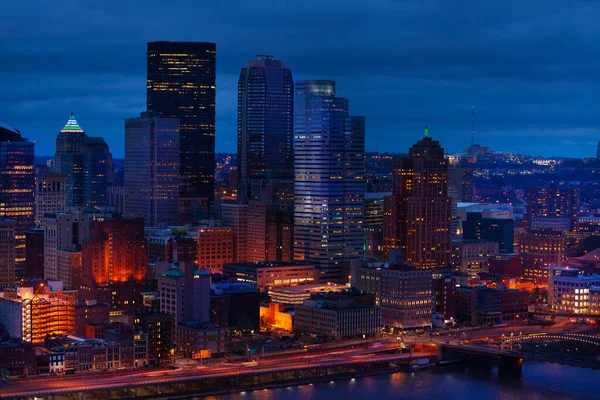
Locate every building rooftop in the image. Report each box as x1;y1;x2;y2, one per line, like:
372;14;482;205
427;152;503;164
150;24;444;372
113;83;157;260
225;261;315;269
268;283;346;295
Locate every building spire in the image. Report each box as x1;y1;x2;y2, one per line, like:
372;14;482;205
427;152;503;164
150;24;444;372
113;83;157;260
424;126;429;137
61;113;84;133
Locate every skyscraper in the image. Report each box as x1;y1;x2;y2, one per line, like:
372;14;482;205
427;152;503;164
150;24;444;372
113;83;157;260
293;81;365;283
54;114;114;208
0;123;35;279
84;137;114;207
124;112;180;227
383;129;452;269
147;41;216;219
237;56;294;202
54;114;87;207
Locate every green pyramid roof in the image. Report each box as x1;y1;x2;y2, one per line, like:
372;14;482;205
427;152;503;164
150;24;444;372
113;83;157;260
61;113;84;133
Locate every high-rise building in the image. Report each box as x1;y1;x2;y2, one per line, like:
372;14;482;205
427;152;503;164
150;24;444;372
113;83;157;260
527;185;580;232
237;56;294;202
0;124;34;280
147;41;216;218
54;114;87;207
0;218;16;288
383;130;452;269
124;112;180;227
54;114;114;208
84;137;114;207
83;218;147;286
293;81;365;282
34;169;67;227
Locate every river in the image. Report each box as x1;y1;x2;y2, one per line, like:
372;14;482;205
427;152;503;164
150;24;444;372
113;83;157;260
201;362;599;400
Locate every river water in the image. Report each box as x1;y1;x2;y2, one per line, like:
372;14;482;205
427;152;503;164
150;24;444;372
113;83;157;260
205;362;599;400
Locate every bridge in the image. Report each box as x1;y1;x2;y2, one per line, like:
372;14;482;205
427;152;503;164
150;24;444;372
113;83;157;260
442;333;600;375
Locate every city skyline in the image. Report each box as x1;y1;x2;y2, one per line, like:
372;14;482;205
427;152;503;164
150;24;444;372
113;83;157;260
3;1;600;159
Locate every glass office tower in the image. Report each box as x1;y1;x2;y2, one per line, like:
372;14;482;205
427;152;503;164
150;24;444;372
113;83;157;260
124;112;180;227
237;55;294;202
293;81;365;283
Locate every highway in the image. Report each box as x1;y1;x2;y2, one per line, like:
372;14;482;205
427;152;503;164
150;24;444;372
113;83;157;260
0;342;435;399
3;323;593;399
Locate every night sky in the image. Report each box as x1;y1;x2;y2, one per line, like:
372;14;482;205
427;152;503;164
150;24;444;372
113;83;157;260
2;0;599;158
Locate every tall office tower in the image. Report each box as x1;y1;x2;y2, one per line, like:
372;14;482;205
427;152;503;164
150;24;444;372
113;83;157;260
84;137;114;207
0;124;35;280
34;168;67;227
293;81;365;283
0;218;16;287
54;114;87;207
147;41;216;220
597;141;600;160
383;130;452;269
527;185;580;232
237;56;294;202
221;203;249;263
124;112;180;227
83;218;147;286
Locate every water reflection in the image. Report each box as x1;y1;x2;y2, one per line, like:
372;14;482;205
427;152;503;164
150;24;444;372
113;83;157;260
211;362;599;400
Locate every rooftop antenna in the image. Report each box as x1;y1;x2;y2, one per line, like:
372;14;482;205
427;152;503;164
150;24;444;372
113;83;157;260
471;106;475;146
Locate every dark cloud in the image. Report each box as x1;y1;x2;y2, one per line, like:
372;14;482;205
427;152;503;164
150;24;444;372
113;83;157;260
1;0;600;158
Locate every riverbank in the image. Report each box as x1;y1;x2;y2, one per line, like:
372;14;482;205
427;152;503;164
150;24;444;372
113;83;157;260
150;360;463;400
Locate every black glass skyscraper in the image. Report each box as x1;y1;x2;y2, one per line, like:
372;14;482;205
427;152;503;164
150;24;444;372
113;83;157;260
237;56;294;202
54;114;87;207
147;41;216;217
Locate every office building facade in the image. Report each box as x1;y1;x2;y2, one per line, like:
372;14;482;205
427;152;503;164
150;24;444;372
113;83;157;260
147;41;216;217
384;132;452;268
293;80;365;282
237;56;294;202
124;112;180;227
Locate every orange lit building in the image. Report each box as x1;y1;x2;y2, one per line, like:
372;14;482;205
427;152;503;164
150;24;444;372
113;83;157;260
192;227;233;274
83;218;147;286
260;303;293;332
0;284;75;344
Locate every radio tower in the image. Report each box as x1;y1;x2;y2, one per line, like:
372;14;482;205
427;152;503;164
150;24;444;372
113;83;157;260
471;106;475;146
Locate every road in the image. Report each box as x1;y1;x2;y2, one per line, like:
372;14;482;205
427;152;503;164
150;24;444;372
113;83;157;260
3;323;592;398
0;342;433;399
